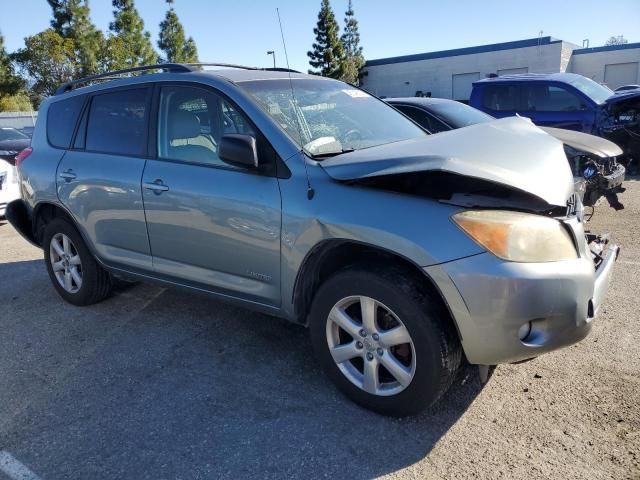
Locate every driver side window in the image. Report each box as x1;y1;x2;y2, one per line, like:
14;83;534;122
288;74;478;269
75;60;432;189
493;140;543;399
157;85;255;168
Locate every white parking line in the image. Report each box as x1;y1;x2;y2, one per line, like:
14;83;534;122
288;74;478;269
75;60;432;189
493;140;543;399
0;451;42;480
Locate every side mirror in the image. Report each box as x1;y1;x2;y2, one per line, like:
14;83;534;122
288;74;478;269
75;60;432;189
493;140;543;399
218;134;258;169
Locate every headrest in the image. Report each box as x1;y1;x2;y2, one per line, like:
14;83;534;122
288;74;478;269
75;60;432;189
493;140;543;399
169;110;200;139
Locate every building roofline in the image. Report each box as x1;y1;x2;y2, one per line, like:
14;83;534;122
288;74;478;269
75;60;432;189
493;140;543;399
573;42;640;55
364;36;566;67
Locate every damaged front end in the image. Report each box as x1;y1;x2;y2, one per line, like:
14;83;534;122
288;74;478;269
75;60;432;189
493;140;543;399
600;91;640;174
540;126;626;209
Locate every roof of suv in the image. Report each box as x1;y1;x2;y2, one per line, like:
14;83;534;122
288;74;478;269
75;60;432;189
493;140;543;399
474;72;585;85
53;64;328;98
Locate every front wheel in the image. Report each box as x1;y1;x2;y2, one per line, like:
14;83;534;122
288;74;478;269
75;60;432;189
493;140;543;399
309;267;461;416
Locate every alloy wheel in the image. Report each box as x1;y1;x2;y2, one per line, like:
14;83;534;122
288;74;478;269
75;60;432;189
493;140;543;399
326;295;416;396
50;233;83;294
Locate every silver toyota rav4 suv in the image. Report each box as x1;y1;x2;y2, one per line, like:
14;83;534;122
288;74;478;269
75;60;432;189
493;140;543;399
7;64;619;416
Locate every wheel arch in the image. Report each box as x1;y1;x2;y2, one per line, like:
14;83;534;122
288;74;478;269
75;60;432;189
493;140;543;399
292;239;462;340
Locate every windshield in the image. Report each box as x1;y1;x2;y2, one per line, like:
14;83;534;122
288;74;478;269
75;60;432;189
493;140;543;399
0;128;28;142
426;101;494;128
239;79;426;157
569;76;613;104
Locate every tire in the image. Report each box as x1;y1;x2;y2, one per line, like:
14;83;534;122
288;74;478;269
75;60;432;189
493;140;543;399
309;267;461;416
43;217;112;306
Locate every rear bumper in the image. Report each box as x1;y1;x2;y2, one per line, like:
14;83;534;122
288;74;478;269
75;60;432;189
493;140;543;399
426;243;618;365
4;199;39;247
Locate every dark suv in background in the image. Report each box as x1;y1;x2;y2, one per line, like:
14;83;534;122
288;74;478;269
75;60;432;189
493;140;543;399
470;73;640;171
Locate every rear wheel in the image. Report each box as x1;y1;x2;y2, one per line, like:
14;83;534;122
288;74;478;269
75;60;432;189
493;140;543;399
309;267;461;416
43;218;112;306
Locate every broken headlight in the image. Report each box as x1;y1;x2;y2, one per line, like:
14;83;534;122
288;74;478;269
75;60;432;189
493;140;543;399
452;210;578;262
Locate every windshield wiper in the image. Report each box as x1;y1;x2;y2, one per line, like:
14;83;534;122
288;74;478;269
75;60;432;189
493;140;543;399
308;148;355;159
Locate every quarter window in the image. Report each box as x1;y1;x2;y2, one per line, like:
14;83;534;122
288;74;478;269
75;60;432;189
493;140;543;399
47;95;85;148
85;89;149;156
157;86;256;168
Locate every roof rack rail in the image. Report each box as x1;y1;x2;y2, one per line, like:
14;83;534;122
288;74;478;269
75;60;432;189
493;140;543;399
183;62;258;70
54;62;304;95
54;63;193;95
184;63;301;73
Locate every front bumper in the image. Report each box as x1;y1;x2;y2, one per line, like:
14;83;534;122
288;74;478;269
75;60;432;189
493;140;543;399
426;242;619;365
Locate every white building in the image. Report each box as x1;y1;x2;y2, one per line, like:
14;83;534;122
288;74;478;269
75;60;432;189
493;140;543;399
360;37;640;100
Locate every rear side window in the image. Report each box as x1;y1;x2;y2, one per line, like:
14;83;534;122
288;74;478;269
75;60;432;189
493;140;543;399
395;105;449;133
47;95;85;148
86;89;149;156
481;85;520;112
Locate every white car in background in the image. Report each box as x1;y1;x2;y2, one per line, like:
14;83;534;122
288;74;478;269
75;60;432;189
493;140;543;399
0;127;30;217
0;159;20;217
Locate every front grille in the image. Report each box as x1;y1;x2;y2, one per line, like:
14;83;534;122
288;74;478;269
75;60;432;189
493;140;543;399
0;172;6;191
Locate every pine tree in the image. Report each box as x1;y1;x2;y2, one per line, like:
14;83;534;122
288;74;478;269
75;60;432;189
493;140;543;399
46;1;104;76
307;0;344;78
109;0;158;67
339;0;365;85
158;0;198;63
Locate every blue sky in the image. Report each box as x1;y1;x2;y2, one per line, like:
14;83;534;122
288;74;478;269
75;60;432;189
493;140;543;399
2;0;640;72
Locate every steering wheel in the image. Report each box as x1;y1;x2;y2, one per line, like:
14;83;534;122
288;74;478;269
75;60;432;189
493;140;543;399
343;129;363;145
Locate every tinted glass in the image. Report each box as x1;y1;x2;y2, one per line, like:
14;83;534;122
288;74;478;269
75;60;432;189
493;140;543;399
481;85;520;112
0;128;29;141
522;85;583;112
425;101;493;128
47;95;85;148
395;105;447;133
86;89;148;156
157;85;255;168
239;79;425;158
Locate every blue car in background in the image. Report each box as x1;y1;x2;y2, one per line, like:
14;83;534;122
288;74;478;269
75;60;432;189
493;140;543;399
470;73;640;171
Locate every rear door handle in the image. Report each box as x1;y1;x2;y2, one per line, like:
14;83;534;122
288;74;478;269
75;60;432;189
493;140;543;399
143;180;169;194
59;169;77;182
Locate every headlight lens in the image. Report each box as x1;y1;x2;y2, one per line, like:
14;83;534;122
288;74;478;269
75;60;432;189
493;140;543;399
452;210;578;262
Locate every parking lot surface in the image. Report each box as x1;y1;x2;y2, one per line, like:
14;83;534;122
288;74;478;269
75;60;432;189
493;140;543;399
1;181;639;480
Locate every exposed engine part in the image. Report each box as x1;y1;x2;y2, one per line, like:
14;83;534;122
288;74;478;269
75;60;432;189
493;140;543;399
600;98;640;174
564;145;625;209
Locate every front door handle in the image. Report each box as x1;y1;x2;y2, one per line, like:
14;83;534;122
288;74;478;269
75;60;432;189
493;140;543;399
143;179;169;194
59;169;77;182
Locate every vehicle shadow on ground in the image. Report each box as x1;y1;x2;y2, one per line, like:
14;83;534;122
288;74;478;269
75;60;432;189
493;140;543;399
0;259;487;480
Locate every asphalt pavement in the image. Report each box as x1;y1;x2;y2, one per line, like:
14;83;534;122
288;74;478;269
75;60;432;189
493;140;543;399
0;181;638;479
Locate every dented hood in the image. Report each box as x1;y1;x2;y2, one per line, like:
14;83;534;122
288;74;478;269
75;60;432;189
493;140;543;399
540;126;623;158
321;116;574;207
604;89;640;106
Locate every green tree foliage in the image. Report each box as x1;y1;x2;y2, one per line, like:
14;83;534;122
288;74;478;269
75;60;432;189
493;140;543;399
307;0;344;78
0;31;25;96
109;0;158;67
12;29;79;101
605;35;628;46
339;0;365;85
47;0;104;76
0;92;32;112
158;0;198;63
